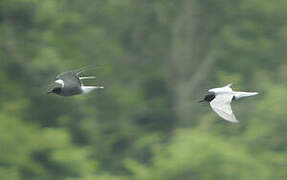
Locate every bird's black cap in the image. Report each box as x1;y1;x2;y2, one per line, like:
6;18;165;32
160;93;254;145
199;93;216;102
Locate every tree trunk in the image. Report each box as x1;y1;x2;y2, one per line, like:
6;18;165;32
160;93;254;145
168;0;219;124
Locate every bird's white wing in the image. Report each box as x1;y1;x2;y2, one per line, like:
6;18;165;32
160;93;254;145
210;93;238;123
208;83;233;94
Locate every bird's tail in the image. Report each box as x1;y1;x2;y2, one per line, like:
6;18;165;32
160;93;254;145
234;91;259;99
81;86;104;94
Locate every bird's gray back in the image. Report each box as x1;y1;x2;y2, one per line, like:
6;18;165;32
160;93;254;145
56;71;82;96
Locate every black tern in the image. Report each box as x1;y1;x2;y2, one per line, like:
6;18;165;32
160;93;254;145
48;67;104;96
199;84;258;123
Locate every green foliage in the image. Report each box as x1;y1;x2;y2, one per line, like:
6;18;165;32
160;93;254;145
0;0;286;179
127;129;271;180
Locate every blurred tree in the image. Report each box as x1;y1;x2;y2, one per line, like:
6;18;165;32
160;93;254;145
0;0;287;179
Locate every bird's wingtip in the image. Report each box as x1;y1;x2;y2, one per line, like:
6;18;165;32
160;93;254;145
226;118;239;123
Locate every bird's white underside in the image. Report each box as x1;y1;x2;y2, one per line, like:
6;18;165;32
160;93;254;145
81;86;104;94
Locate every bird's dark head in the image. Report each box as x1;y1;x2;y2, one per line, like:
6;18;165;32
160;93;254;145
47;87;62;95
199;93;215;102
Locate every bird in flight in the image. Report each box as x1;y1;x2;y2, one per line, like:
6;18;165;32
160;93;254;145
199;84;258;123
48;66;104;96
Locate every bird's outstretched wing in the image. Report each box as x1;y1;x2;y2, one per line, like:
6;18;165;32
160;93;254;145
210;93;238;123
208;83;233;94
72;65;100;75
56;66;98;79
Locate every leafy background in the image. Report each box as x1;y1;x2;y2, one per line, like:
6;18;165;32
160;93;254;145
0;0;287;179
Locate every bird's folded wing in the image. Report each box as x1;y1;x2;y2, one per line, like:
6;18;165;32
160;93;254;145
210;94;238;123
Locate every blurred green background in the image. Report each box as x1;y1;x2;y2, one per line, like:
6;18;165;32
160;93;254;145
0;0;287;179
